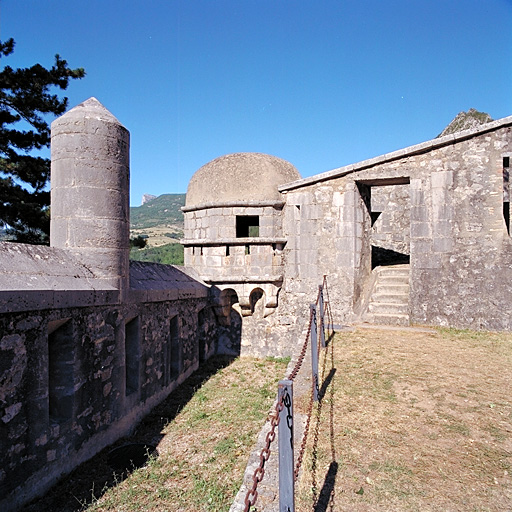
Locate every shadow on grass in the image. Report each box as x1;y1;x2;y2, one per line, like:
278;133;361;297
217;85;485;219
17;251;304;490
24;355;235;512
314;461;339;512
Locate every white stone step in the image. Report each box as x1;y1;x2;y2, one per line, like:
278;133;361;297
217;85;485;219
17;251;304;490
375;283;409;294
365;313;410;326
368;302;409;314
371;293;409;304
378;274;410;285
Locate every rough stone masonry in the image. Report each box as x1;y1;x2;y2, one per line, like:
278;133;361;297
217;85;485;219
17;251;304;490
1;97;511;510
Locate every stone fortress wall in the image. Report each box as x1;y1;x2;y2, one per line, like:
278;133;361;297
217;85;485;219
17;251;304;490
0;99;218;512
1;97;512;510
278;119;512;330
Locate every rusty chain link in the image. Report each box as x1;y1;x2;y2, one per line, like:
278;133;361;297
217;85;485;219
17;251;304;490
243;275;333;511
294;378;314;481
243;395;284;512
287;306;313;381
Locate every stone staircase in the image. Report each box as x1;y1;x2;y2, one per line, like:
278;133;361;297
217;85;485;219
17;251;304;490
361;264;410;326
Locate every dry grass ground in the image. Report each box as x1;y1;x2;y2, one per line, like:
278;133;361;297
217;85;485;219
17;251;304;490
25;327;512;512
296;327;512;512
130;226;182;247
25;356;289;512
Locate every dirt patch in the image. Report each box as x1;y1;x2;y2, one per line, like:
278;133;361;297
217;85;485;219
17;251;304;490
296;327;512;511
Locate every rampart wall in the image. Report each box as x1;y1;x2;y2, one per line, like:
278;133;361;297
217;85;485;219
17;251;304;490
279;120;512;331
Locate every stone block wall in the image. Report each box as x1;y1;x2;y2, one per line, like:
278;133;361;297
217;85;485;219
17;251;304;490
183;203;286;282
0;290;215;511
279;120;512;331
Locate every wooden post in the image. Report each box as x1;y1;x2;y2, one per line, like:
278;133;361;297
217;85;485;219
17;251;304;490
278;379;294;512
318;284;326;348
310;304;319;402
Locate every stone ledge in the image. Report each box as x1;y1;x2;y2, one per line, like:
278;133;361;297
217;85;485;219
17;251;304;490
181;238;287;246
182;200;285;213
202;275;283;284
0;289;120;314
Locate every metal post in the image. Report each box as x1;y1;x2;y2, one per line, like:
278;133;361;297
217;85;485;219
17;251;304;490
278;379;294;512
310;304;319;402
318;284;326;348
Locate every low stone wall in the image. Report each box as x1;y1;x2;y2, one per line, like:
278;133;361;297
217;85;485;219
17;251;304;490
0;276;217;512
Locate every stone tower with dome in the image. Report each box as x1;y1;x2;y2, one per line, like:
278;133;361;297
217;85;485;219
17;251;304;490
182;152;301;353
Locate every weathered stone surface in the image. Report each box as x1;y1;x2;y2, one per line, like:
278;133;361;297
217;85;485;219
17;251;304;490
185;153;301;206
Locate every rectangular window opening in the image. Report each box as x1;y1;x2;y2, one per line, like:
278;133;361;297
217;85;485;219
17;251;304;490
225;245;230;256
48;318;74;423
125;316;140;396
236;215;259;237
170;316;180;380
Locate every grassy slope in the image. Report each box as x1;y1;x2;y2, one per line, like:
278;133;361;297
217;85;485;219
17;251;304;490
129;194;186;265
130;194;185;229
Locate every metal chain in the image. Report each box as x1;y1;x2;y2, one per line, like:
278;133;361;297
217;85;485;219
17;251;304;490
287;307;313;381
243;396;284;512
243;275;334;511
294;378;314;481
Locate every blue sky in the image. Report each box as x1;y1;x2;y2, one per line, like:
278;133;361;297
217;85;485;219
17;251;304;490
2;0;512;206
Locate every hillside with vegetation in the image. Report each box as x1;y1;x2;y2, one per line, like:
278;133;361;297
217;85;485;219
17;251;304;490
437;108;493;137
129;194;185;264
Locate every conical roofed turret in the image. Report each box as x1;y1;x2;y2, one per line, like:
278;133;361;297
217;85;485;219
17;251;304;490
50;97;130;293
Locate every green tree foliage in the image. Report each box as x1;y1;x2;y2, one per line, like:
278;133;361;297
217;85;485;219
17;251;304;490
0;38;85;244
130;243;184;265
130;235;148;249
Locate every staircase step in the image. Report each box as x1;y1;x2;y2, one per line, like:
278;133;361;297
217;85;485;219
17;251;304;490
375;283;409;294
378;275;410;285
371;293;409;304
377;265;410;275
368;302;409;314
365;313;410;326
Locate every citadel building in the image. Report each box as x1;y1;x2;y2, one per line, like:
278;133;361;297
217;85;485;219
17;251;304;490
1;98;511;510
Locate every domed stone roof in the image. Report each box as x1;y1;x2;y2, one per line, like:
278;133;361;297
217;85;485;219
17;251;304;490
185;153;301;207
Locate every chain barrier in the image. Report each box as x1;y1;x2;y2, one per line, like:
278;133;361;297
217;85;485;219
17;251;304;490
243;276;333;512
243;395;284;512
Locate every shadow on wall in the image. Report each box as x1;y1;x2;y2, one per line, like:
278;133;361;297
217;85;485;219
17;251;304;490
211;287;243;356
371;245;410;268
23;355;236;512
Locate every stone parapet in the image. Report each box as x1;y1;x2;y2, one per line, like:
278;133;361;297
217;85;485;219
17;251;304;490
182;199;285;213
181;237;287;246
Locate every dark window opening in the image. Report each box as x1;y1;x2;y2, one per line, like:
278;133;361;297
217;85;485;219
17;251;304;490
226;245;230;256
250;289;264;315
245;245;250;255
48;319;74;423
169;316;180;380
504;157;510;168
125;317;140;396
236;216;259;237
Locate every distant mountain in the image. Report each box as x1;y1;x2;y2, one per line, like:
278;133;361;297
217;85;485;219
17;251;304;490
130;194;185;230
141;193;157;205
437;108;493;138
129;194;186;262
